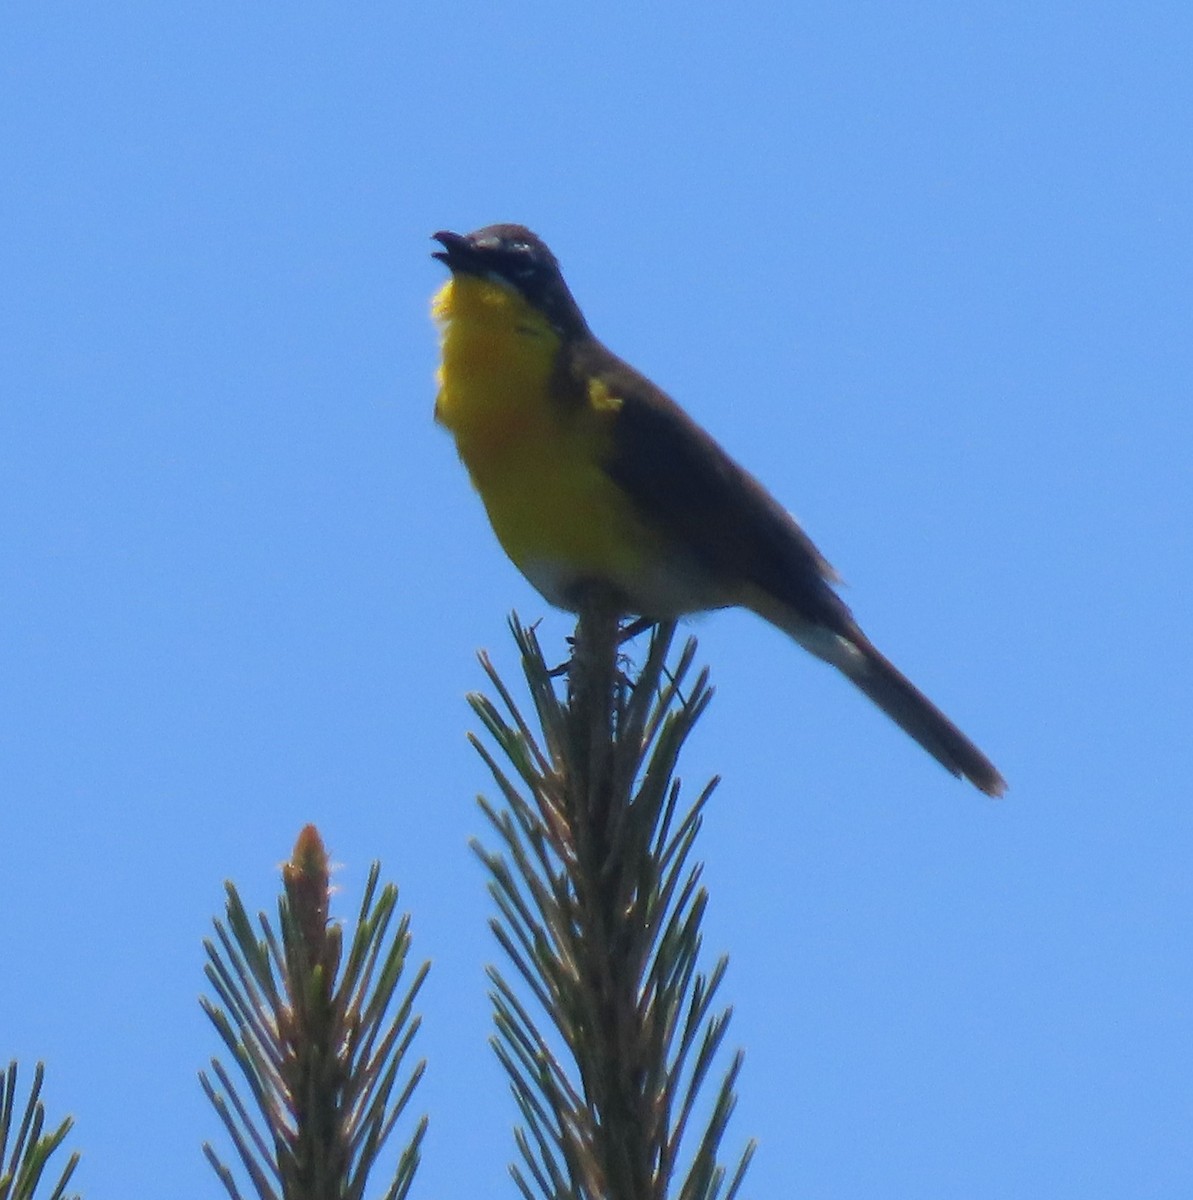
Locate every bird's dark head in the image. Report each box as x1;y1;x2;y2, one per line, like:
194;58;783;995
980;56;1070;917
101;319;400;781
432;225;588;337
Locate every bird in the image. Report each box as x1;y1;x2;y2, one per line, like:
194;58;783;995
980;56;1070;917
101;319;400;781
430;223;1005;796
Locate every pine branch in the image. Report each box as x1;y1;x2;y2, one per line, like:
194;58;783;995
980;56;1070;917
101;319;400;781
472;604;755;1200
0;1062;81;1200
200;826;429;1200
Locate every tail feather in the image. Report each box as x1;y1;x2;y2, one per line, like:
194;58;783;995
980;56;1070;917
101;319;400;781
744;588;1006;795
841;640;1006;796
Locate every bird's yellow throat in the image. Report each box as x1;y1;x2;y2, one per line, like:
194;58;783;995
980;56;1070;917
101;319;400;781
431;275;560;462
432;273;655;607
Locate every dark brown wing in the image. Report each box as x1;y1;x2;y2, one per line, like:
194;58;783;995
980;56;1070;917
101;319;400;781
565;340;1006;796
570;339;856;637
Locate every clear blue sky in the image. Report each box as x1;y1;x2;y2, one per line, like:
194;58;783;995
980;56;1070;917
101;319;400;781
3;4;1191;1197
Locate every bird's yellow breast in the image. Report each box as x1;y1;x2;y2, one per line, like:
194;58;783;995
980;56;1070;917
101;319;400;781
432;275;666;609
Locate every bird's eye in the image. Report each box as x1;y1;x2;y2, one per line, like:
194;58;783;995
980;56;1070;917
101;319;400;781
503;251;539;281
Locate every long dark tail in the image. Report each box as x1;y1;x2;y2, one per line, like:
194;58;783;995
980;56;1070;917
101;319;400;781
842;639;1006;796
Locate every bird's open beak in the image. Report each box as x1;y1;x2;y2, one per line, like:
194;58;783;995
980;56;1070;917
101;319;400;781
432;230;476;272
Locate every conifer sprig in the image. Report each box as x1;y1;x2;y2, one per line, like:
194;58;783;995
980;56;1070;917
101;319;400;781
0;1062;80;1200
471;606;755;1200
200;826;428;1200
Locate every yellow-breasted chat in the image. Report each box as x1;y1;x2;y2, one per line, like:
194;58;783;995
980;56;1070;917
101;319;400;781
431;224;1004;797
